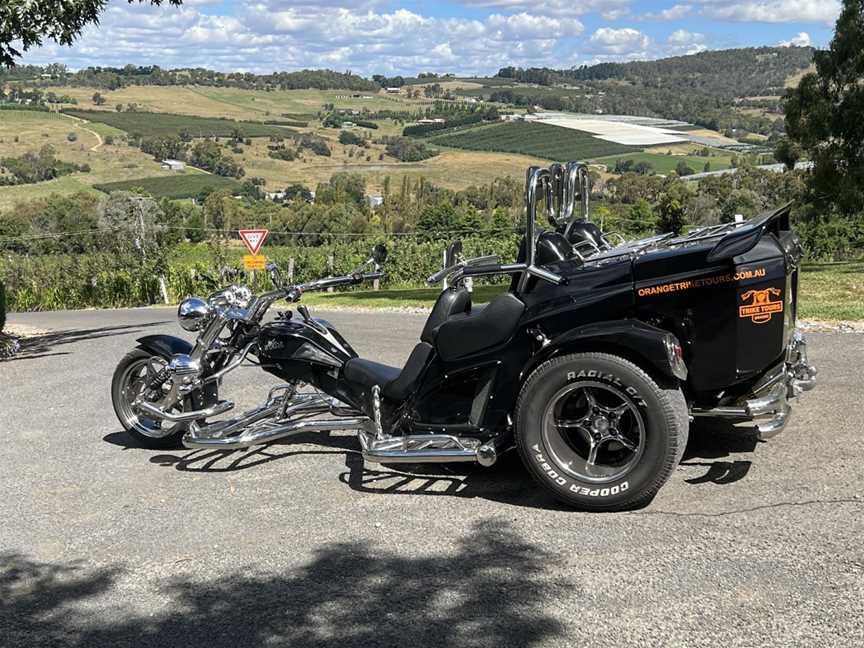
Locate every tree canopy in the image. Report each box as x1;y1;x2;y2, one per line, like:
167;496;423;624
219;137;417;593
785;0;864;214
0;0;182;67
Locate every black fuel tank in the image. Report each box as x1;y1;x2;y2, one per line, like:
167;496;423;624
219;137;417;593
258;317;358;374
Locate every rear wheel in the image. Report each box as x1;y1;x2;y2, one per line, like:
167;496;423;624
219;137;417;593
515;352;688;511
111;348;187;449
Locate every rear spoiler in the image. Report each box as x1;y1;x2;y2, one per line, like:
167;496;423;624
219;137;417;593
706;201;793;263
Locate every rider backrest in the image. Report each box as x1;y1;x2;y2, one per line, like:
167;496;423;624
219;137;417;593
421;286;472;344
564;220;606;252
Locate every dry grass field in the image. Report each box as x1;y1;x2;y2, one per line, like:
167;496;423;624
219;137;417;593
235;128;548;192
41;85;430;121
0;110;174;210
0;103;548;204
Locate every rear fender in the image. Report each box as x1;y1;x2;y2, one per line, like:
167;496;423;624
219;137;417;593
136;335;193;359
521;320;687;387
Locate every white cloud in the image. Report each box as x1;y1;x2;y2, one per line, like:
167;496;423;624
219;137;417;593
487;13;584;39
641;4;693;21
665;29;706;55
454;0;632;18
778;31;812;47
698;0;840;25
19;3;585;76
587;27;652;56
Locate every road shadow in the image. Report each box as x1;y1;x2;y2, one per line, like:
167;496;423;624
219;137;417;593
12;321;170;360
1;520;568;648
679;419;758;485
106;418;762;509
104;430;566;511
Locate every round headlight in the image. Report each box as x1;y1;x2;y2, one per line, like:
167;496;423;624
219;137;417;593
178;297;212;332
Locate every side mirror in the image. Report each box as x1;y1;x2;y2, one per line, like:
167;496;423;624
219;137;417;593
372;243;388;265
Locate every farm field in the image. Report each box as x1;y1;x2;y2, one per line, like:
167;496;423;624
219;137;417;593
43;85;430;121
61;109;293;138
432;121;640;161
237;131;549;193
591;151;734;174
0;109;172;210
93;174;242;199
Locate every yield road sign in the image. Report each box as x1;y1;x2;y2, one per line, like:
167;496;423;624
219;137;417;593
239;229;268;256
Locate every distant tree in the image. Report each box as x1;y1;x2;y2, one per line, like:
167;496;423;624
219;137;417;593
675;160;695;176
703;161;711;173
633;161;653;175
66;132;77;142
339;130;365;146
0;1;183;67
91;92;105;106
282;183;313;203
785;0;863;212
773;137;801;170
115;103;124;112
656;185;689;234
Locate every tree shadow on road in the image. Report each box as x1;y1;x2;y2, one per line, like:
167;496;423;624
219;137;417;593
11;321;171;361
1;520;568;648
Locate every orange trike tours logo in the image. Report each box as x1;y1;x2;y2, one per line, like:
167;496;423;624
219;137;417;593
739;288;784;324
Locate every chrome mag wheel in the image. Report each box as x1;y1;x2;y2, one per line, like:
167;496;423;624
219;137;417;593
541;380;646;483
116;356;179;439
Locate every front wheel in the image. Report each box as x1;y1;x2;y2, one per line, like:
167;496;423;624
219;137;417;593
515;352;688;511
111;348;188;449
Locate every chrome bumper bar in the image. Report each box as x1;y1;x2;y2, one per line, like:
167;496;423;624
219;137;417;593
692;330;816;439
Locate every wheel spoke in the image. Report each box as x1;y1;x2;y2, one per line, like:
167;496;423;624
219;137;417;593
611;403;629;420
586;440;600;466
614;434;637;452
557;417;590;428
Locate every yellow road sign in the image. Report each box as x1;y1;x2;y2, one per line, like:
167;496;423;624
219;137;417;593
243;255;267;271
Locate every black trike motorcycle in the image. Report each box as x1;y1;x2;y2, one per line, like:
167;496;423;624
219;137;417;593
112;162;816;510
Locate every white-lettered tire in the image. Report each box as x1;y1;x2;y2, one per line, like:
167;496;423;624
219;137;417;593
515;352;688;511
111;348;188;449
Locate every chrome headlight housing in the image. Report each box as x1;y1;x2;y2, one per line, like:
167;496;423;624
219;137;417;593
178;297;212;332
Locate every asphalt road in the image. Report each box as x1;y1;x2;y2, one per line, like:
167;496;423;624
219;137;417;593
1;307;862;647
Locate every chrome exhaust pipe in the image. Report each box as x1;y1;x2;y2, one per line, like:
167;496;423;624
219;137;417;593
137;399;234;423
359;432;498;467
183;417;372;449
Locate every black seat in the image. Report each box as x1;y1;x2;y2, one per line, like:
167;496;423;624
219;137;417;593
434;293;525;362
342;287;472;401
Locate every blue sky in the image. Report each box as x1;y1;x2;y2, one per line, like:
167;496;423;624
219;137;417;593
21;1;839;75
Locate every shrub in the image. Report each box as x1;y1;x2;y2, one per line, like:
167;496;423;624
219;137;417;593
268;146;296;161
384;137;437;162
67;132;78;142
339;130;365;146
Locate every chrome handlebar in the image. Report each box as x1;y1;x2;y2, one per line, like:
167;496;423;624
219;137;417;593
426;255;501;285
